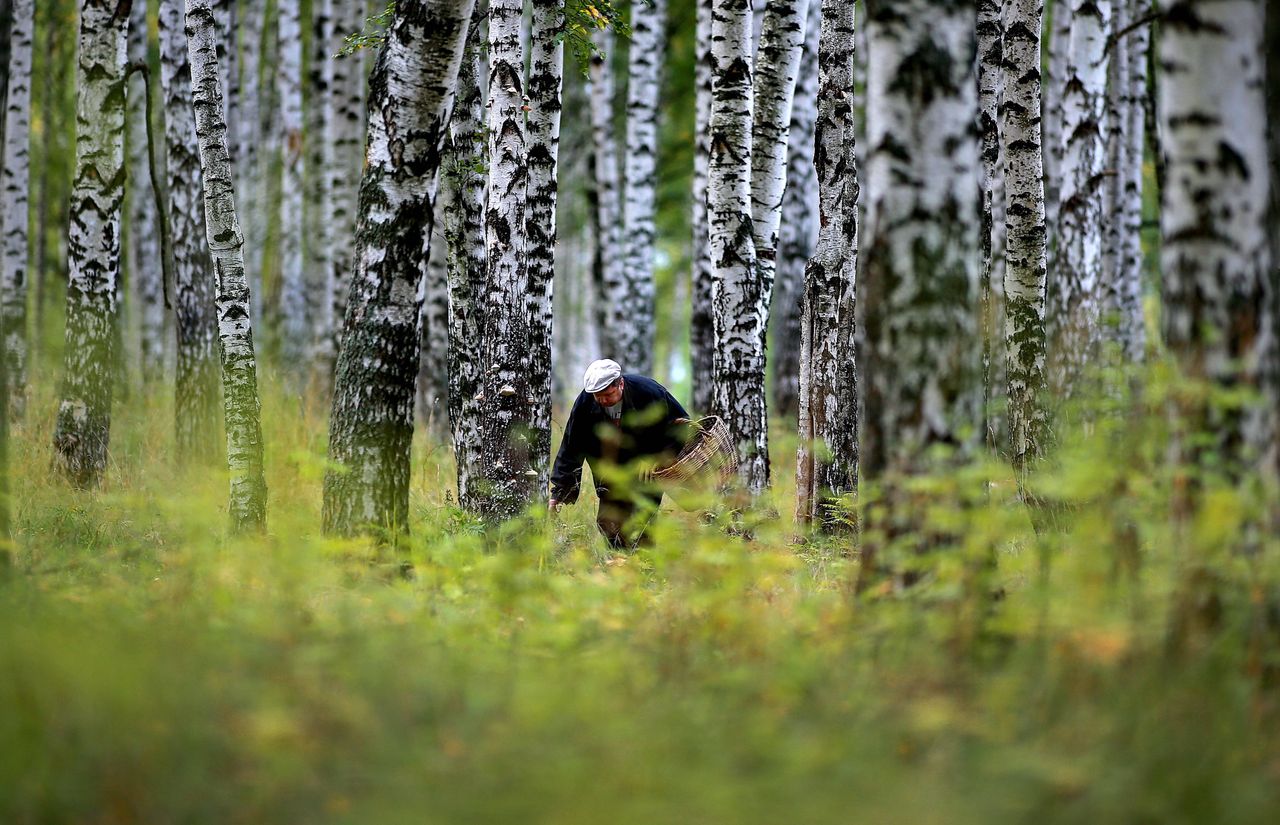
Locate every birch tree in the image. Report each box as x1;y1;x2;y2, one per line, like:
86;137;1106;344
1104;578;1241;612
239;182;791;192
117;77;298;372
1001;0;1049;470
306;0;333;387
418;221;449;435
126;0;165;385
977;0;1003;446
160;0;220;462
861;0;980;476
1048;0;1111;398
476;0;537;518
771;0;820;419
187;0;269;531
708;0;766;492
238;0;265;323
277;0;308;374
619;0;665;374
690;0;715;412
323;0;474;535
52;0;130;487
795;0;858;529
1043;0;1071;243
1160;0;1273;468
526;0;563;494
589;25;625;360
0;0;31;418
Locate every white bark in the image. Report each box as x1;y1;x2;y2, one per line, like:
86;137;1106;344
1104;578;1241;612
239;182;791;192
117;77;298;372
277;0;307;374
187;0;269;532
691;0;715;412
127;0;165;385
52;0;129;488
418;219;449;436
307;0;334;388
1;0;31;418
1043;0;1071;242
978;0;1004;448
238;0;266;325
589;26;625;360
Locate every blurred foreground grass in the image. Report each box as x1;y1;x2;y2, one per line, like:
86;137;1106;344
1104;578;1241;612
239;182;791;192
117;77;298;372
2;370;1279;824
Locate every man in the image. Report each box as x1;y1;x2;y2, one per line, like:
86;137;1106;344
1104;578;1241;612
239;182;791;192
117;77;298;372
549;359;691;547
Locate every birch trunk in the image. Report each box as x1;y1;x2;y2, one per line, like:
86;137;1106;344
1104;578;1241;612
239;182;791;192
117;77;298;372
187;0;269;532
238;0;265;325
690;0;715;412
323;0;474;535
443;12;487;511
708;0;766;493
160;0;220;462
127;0;165;385
978;0;1003;448
325;0;367;378
619;0;665;374
52;0;129;488
1001;0;1049;470
477;0;535;518
589;26;625;360
418;219;449;436
1;0;31;418
795;0;858;529
1048;0;1110;398
306;0;333;389
526;0;562;495
862;0;980;476
1160;0;1273;468
1043;0;1070;246
277;0;307;375
770;0;820;419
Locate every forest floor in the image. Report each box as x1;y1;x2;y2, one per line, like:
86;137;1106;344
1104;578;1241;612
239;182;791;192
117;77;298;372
3;373;1280;823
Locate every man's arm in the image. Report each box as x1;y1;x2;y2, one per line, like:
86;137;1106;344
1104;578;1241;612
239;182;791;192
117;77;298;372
549;394;589;506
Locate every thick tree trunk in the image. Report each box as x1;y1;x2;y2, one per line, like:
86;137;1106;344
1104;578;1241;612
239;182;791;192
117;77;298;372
526;0;562;495
690;0;715;413
1160;0;1272;469
795;0;858;530
1048;0;1111;399
862;0;980;476
1001;0;1049;471
708;0;766;493
1;0;31;419
160;0;220;463
476;0;536;519
589;26;625;360
127;0;165;385
443;12;487;511
276;0;307;375
187;0;269;532
52;0;130;488
978;0;1004;448
323;0;474;535
770;0;820;420
619;0;665;374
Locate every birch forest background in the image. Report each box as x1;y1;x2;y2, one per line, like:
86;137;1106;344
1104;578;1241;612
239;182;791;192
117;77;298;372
2;0;1280;821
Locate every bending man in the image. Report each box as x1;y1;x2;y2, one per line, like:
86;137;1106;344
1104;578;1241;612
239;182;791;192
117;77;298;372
549;359;690;547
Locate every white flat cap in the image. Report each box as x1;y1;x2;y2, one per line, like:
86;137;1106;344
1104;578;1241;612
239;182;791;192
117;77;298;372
583;359;622;393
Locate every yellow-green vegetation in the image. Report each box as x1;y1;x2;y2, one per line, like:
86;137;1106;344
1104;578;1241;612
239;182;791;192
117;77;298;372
2;371;1279;824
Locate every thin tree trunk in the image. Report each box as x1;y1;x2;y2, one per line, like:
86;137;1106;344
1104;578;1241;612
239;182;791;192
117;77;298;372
476;0;535;519
708;0;766;493
771;0;820;420
526;0;562;496
239;0;265;326
1160;0;1272;469
323;0;474;535
1043;0;1070;251
306;0;333;392
277;0;307;375
1;0;31;419
187;0;269;531
417;218;449;436
160;0;220;463
589;26;624;360
978;0;1003;449
52;0;130;488
619;0;665;374
443;10;487;511
796;0;858;530
1269;0;1280;477
690;0;715;413
128;0;165;385
1002;0;1049;471
1109;0;1147;363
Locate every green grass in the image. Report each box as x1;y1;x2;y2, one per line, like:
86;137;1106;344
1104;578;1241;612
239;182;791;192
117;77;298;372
2;370;1279;824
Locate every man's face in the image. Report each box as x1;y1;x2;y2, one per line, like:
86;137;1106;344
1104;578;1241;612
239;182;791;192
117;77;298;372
592;378;624;407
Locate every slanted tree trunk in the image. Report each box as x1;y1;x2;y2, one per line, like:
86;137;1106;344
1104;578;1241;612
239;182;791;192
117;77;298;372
1;0;31;419
323;0;474;535
187;0;269;532
276;0;307;376
771;0;821;420
476;0;536;519
690;0;715;413
127;0;165;385
708;0;766;493
862;0;980;477
52;0;130;487
619;0;665;374
796;0;858;530
1002;0;1049;471
978;0;1003;448
526;0;562;495
589;26;625;360
160;0;220;463
1160;0;1272;470
443;11;487;511
1048;0;1111;399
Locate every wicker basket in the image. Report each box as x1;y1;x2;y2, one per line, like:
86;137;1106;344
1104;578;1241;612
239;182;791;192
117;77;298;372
652;415;739;490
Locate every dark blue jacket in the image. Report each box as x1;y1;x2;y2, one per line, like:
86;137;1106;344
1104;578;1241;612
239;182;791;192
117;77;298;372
549;374;690;503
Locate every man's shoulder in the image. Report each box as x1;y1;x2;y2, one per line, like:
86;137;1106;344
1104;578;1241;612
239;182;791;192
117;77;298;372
623;374;667;395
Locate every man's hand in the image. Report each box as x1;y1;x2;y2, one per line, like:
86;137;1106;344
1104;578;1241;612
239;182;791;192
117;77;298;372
549;499;562;512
